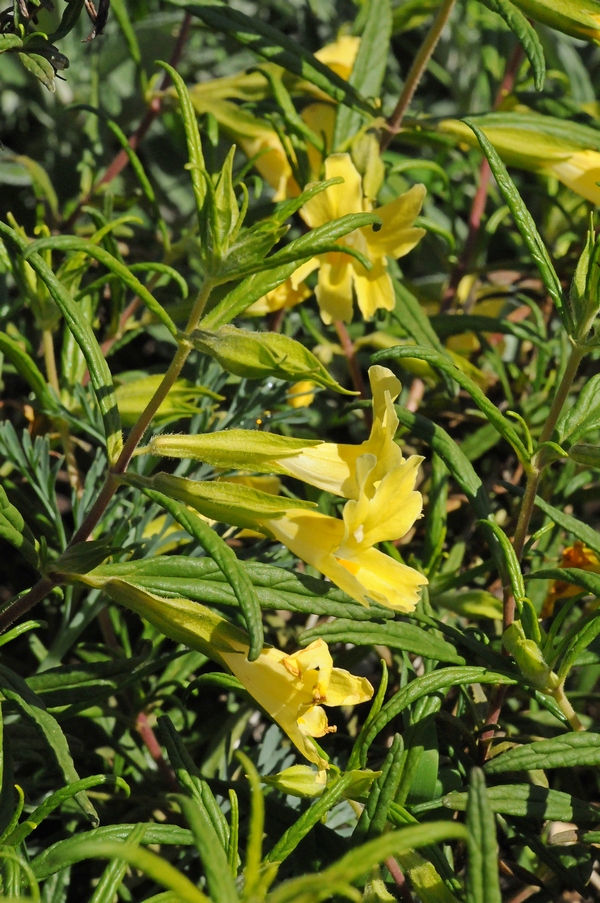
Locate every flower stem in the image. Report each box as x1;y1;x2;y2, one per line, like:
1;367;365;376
380;0;456;152
552;684;584;732
504;342;586;630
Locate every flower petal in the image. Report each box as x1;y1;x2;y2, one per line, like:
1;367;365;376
351;256;396;320
315;252;355;324
337;546;427;612
367;184;427;258
326;668;374;706
300;153;364;226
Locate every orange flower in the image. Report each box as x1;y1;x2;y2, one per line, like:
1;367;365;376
542;542;600;617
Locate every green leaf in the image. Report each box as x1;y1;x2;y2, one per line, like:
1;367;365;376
0;222;123;465
4;775;129;847
89;555;392;621
485;733;600;773
0;34;23;52
268;823;468;903
0;664;98;825
166;0;377;115
430;313;545;348
157;61;206;226
18;52;56;91
158;715;230;850
463;120;567;329
476;519;526;607
42;840;209;903
265;772;363;865
355;734;404;839
175;796;238;903
465;768;501;903
299;619;465;664
359;667;516;765
3;155;59;219
373;345;530;464
0;484;39;568
532;494;600;557
526;566;600;596
25;236;178;339
0;330;56;410
432;784;600;824
333;0;392;148
479;0;545;90
47;0;85;40
31;824;195;880
136;485;264;661
556;373;600;444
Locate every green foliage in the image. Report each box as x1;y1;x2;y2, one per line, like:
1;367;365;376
3;0;600;900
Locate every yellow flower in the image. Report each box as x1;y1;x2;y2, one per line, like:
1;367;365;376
257;443;427;612
542;542;600;617
296;154;426;323
221;636;373;772
104;580;372;774
244;273;311;315
548;150;600;205
314;35;360;80
287;380;317;408
279;365;414;497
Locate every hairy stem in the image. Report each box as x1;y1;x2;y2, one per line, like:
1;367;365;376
380;0;456;152
552;684;585;732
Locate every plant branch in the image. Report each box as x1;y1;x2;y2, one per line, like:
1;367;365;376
380;0;456;152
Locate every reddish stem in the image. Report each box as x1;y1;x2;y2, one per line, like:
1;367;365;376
65;12;192;230
442;42;524;310
333;319;367;399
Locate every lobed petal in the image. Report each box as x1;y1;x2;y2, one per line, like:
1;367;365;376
315;253;355;324
367;184;427;258
351;256;396;320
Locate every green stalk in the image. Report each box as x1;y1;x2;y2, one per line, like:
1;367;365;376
380;0;457;152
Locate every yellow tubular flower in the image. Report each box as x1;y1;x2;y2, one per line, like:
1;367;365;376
221;636;373;773
244;272;311;315
258;447;427;612
296;154;426;323
281;365;411;497
548;150;600;205
105;580;372;775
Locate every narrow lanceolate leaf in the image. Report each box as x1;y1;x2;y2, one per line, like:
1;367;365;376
165;0;377;115
0;222;123;465
477;519;526;604
0;664;98;825
268;823;468;903
437;784;600;824
0;330;56;410
157;62;206;222
532;495;600;556
0;485;39;568
24;236;178;338
556;373;600;444
480;0;545;90
463;121;567;329
90;555;389;621
526;566;600;596
333;0;392;147
485;733;600;773
4;775;130;846
31;824;195;880
355;734;404;839
138;486;264;661
373;345;530;464
360;668;517;765
175;796;238;903
299;619;465;665
265;772;357;865
465;768;501;903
